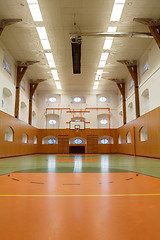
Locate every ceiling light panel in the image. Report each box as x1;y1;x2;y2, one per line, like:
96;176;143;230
55;81;62;89
110;1;125;21
40;39;51;50
98;61;106;68
27;0;38;3
107;26;117;32
51;70;59;80
28;4;43;22
45;53;54;61
100;53;109;61
36;27;48;39
48;61;56;68
94;81;99;86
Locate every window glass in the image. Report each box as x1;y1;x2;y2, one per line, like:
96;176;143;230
101;139;109;144
49;97;56;102
49;120;56;125
48;139;56;144
99;96;107;102
100;119;108;124
74;139;82;144
74;97;81;103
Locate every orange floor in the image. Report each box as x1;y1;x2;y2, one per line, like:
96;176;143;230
0;172;160;240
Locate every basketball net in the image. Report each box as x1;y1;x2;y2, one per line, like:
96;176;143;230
75;126;80;132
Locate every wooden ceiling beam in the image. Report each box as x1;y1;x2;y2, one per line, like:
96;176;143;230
118;60;140;118
134;18;160;48
0;19;22;36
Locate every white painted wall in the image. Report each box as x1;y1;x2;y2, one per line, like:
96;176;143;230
36;92;119;129
0;39;160;129
117;41;160;127
0;41;38;124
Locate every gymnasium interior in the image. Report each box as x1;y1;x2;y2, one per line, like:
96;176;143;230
0;0;160;239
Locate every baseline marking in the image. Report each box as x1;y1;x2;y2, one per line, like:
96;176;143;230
0;193;160;197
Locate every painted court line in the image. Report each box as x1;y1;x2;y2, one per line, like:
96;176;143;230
0;193;160;197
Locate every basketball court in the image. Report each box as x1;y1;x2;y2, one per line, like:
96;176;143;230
0;154;160;240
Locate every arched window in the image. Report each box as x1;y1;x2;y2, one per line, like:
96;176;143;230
97;114;110;128
119;111;123;126
73;97;81;102
20;102;27;123
126;132;131;143
2;88;12;114
46;114;59;129
127;102;134;122
99;96;107;102
22;133;28;143
42;136;58;144
5;127;14;142
34;136;37;144
118;135;121;144
140;127;148;142
49;97;56;102
32;111;36;126
141;89;149;115
98;136;114;144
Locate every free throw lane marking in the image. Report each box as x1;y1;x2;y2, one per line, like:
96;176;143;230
0;193;160;197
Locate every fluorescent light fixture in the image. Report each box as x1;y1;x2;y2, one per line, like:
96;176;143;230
93;82;99;90
45;53;54;61
28;4;43;22
27;0;38;3
98;61;106;68
48;61;56;68
97;69;103;75
94;81;99;86
40;39;51;50
51;70;59;80
103;37;113;50
95;69;103;80
36;27;48;39
110;2;125;21
115;0;126;3
107;26;117;32
100;53;109;61
55;81;62;89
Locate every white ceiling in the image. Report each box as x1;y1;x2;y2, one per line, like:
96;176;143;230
0;0;158;94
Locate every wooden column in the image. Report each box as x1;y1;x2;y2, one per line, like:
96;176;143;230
117;83;126;125
0;19;22;36
15;66;28;118
134;18;160;48
127;65;140;118
117;60;140;119
29;83;38;125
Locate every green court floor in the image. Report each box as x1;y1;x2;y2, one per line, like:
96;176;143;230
0;154;160;178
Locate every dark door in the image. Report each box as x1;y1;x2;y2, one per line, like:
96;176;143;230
58;135;69;153
87;135;98;153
